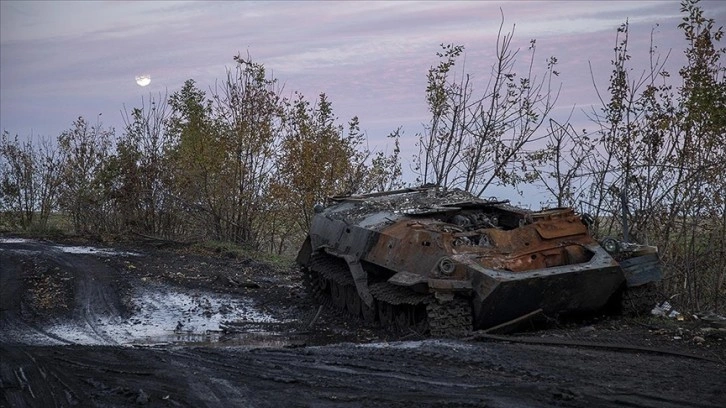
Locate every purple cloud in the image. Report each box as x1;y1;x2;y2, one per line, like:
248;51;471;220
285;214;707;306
1;0;724;157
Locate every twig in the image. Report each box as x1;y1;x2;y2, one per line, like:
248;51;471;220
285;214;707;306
468;308;543;337
306;305;323;330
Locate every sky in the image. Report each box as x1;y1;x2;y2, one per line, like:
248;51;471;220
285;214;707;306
1;0;724;202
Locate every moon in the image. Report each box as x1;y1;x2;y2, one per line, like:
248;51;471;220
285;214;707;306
135;74;151;87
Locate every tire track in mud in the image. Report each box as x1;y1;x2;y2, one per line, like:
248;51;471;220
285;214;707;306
3;334;723;407
145;341;724;407
0;251;76;346
71;255;126;345
153;346;498;406
1;241;128;345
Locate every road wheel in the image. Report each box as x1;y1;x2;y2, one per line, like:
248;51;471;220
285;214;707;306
330;282;347;309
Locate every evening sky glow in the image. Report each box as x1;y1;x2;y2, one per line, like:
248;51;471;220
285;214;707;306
1;1;724;201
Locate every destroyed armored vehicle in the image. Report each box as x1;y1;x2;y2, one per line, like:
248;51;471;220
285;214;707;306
297;186;661;336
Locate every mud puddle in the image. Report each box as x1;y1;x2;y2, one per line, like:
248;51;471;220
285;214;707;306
1;238;302;348
4;282;296;347
81;286;289;347
0;237;141;256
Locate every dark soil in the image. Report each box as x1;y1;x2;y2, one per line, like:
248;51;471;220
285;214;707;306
1;237;724;407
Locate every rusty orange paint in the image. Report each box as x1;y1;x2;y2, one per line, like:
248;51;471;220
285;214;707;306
366;208;595;275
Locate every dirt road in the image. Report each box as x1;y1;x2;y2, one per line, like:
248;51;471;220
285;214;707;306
1;238;724;407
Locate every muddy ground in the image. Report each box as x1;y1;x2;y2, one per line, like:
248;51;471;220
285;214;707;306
1;237;724;407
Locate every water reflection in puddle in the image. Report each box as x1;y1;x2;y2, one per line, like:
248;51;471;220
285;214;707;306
117;288;295;347
134;328;302;348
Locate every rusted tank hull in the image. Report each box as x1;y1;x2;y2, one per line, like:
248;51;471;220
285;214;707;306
298;187;660;336
469;263;623;329
461;245;624;328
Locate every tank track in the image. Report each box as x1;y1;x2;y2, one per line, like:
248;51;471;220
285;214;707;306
368;282;430;305
305;253;472;337
426;298;472;337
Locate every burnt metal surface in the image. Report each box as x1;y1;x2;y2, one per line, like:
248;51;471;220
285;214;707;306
298;186;662;336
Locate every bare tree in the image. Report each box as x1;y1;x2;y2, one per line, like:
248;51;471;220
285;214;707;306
35;136;62;229
0;132;36;229
527;118;596;208
416;12;562;196
585;0;726;312
56;116;114;235
210;54;285;246
119;92;173;235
